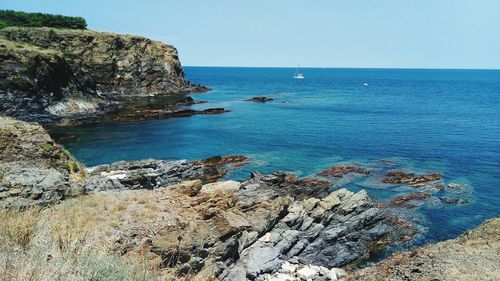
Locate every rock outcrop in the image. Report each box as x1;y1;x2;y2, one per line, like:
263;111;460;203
0;119;411;280
0;27;209;123
0;117;85;208
84;157;235;192
0;118;241;208
351;218;500;281
40;171;403;281
220;172;396;280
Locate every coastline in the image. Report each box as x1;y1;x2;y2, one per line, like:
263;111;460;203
1;117;498;280
1;13;498;280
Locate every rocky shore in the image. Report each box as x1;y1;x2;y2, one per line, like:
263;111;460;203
0;118;416;280
0;119;498;280
0;27;213;124
350;218;500;281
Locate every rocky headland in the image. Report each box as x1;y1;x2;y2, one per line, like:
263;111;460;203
0;27;221;124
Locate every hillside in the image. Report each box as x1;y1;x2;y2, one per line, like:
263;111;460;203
0;26;208;123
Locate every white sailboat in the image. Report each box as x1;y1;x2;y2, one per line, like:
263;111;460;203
294;63;304;79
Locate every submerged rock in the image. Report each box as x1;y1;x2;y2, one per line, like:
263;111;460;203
388;192;432;207
440;197;470;205
111;107;229;122
176;96;206;105
382;170;442;188
199;155;248;167
318;164;370;178
245;96;274;102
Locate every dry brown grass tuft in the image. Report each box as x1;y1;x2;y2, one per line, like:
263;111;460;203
0;207;40;248
0;193;169;281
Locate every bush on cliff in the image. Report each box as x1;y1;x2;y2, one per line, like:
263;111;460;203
0;10;86;29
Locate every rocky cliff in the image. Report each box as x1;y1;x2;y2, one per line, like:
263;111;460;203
0;27;208;123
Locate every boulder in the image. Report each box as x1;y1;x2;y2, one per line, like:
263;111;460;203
201;180;241;193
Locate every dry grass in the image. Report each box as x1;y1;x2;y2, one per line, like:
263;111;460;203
47;194;117;252
0;186;201;280
0;242;160;281
0;207;40;248
0;193;168;281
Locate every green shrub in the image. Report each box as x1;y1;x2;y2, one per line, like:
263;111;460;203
63;51;79;60
0;10;87;29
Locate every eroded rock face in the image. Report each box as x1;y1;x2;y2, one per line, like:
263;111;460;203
100;171;402;280
0;118;84;208
0;27;209;123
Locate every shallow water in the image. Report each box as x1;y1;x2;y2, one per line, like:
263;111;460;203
52;67;500;250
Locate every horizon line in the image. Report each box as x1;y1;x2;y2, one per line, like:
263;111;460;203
183;65;500;71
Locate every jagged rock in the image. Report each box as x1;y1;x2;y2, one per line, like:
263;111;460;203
84;158;229;192
0;119;413;280
72;169;402;280
0;27;210;124
0;119;247;207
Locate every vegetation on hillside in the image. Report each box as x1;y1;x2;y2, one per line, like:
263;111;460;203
0;10;86;29
0;199;162;281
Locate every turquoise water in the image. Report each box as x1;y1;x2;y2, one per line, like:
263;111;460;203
54;67;500;247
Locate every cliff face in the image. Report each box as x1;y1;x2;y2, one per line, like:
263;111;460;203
0;27;208;123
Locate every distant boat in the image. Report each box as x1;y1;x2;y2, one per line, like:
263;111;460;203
294;63;304;79
363;83;369;86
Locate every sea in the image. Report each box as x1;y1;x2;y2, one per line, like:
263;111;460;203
50;67;500;257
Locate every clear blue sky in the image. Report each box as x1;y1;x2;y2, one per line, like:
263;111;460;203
2;0;499;69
